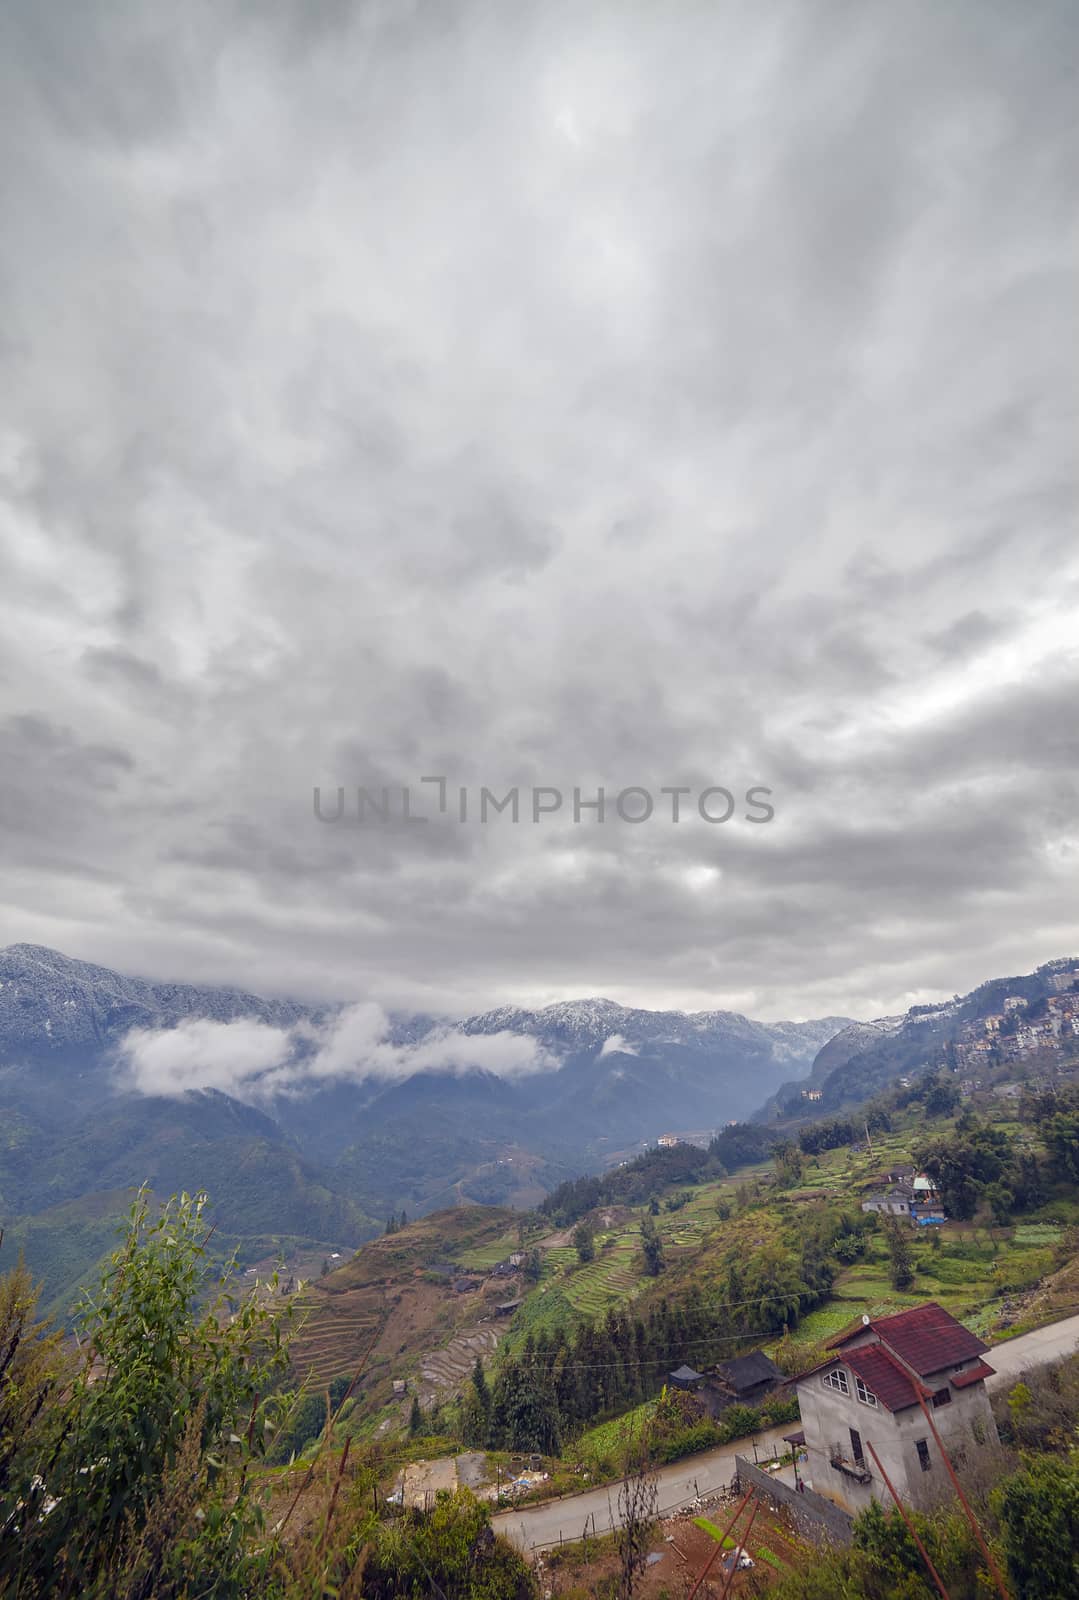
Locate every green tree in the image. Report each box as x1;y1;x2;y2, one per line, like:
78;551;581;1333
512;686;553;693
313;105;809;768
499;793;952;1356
360;1488;537;1599
774;1143;805;1187
492;1367;561;1455
1043;1113;1079;1184
924;1075;961;1117
994;1453;1079;1600
472;1353;490;1414
573;1221;595;1263
0;1257;65;1503
640;1217;665;1277
409;1395;423;1436
1;1187;287;1598
985;1183;1014;1227
883;1216;914;1290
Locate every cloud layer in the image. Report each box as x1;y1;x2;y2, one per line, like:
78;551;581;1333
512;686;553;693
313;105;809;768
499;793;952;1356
1;1;1078;1021
116;1007;557;1100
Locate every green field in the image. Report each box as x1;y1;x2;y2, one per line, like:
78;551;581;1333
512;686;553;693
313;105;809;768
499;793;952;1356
575;1399;657;1461
454;1230;522;1269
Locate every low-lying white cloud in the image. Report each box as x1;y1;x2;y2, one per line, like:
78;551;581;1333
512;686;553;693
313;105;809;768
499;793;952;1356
116;1004;558;1101
116;1017;295;1098
599;1033;638;1057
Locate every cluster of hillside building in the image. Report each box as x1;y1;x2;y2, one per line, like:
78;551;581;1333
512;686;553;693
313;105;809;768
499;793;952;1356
669;1302;998;1521
860;1165;946;1226
954;981;1079;1072
667;1348;784;1414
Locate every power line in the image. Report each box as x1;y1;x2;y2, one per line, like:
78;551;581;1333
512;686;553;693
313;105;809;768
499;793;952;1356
500;1299;1079;1374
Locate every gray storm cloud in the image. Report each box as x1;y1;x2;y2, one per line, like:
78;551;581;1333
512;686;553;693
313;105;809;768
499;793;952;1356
116;1008;558;1100
1;0;1077;1021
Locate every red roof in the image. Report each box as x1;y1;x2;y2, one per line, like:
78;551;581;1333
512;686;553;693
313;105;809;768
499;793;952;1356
830;1302;987;1377
843;1345;919;1413
950;1359;995;1389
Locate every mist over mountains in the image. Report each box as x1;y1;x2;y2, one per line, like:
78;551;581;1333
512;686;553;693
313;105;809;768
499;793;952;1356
0;943;844;1150
0;943;844;1250
4;941;1078;1315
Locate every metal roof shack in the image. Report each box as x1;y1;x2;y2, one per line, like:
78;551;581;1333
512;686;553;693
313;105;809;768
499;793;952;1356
714;1349;782;1395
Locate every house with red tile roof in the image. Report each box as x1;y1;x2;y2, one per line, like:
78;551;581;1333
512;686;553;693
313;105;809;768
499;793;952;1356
790;1302;999;1515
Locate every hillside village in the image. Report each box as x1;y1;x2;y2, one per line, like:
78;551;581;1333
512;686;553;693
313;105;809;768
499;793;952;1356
225;1043;1074;1591
8;957;1079;1598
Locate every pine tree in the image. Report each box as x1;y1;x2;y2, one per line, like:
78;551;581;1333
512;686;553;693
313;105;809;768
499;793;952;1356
409;1396;423;1435
884;1216;914;1290
472;1354;490;1415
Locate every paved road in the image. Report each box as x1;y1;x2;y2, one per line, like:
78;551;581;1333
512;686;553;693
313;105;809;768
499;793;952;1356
493;1422;792;1551
983;1310;1079;1390
494;1311;1079;1551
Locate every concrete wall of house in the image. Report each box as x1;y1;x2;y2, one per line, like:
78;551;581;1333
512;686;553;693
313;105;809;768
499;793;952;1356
735;1456;854;1547
796;1366;999;1517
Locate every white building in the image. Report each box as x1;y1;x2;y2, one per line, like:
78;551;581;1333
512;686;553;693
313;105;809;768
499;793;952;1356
860;1183;913;1217
792;1303;998;1515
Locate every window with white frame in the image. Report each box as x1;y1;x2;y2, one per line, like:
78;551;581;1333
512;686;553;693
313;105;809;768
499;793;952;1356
855;1377;878;1407
823;1368;849;1395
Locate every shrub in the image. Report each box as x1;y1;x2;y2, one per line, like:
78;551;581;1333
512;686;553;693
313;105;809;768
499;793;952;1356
1;1188;288;1598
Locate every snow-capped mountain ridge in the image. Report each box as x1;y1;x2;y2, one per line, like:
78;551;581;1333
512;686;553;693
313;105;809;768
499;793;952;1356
0;945;849;1072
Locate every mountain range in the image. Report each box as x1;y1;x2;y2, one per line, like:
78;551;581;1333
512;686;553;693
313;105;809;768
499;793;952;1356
0;942;849;1308
7;940;1076;1317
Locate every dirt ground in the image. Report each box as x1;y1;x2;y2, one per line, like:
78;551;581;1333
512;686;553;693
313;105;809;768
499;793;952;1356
402;1456;459;1506
536;1496;811;1596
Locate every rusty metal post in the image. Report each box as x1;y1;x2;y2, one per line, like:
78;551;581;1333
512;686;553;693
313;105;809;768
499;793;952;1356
865;1439;950;1600
717;1500;760;1600
686;1489;752;1600
914;1391;1010;1600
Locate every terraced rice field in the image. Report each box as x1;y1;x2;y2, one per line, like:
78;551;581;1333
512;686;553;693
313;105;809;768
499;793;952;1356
544;1246;578;1270
289;1291;383;1384
661;1217;705;1251
417;1325;504;1408
563;1262;641;1316
1012;1223;1064;1245
454;1231;522;1270
530;1231;649;1320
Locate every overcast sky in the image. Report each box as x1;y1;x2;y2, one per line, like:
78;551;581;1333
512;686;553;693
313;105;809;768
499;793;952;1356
1;0;1077;1025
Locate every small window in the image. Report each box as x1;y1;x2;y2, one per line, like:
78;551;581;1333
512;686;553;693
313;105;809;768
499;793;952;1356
916;1439;931;1473
849;1427;864;1465
855;1377;878;1407
823;1368;849;1395
931;1386;951;1408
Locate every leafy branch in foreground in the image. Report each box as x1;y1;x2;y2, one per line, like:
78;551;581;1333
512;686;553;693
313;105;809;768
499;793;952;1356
1;1186;289;1599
